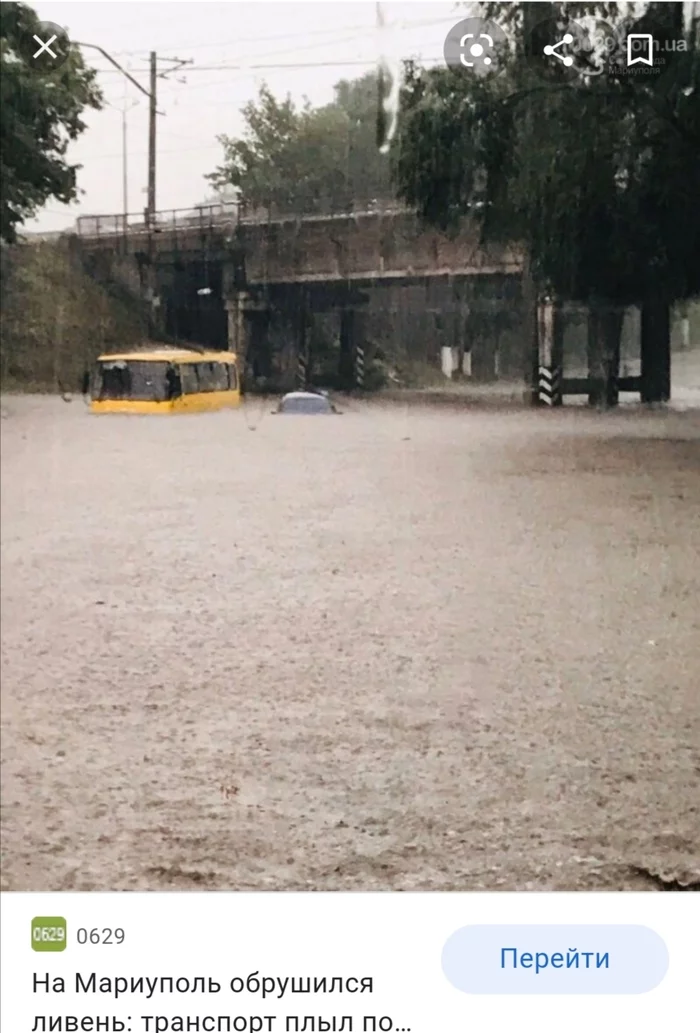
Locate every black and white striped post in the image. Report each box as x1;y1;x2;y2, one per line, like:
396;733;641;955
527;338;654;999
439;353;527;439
296;351;309;389
537;298;563;406
354;343;365;389
538;364;562;406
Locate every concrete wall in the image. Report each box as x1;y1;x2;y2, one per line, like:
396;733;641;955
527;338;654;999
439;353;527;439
238;211;523;285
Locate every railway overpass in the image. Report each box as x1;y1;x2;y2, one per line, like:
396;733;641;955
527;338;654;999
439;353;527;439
73;205;527;390
69;205;678;402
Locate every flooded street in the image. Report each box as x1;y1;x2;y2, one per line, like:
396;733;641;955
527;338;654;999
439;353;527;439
1;396;699;891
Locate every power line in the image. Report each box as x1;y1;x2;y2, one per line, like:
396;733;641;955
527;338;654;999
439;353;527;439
155;59;446;95
87;14;457;80
104;13;460;56
76;143;224;162
110;30;393;68
89;54;444;105
95;55;441;77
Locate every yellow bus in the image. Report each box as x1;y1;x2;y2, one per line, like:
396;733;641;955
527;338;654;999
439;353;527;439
89;348;241;414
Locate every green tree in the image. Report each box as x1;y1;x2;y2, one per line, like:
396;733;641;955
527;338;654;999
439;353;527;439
0;2;101;243
208;73;395;216
393;1;700;402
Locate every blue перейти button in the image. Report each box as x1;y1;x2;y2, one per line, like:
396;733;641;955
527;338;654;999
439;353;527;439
442;925;668;994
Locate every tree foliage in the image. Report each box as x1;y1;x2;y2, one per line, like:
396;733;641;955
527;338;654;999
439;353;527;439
393;1;700;308
0;2;102;243
208;73;394;216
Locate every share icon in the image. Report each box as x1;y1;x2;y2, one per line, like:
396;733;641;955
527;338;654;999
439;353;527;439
543;33;575;66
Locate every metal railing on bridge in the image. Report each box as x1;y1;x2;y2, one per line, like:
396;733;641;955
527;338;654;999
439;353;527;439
72;198;410;247
74;203;241;249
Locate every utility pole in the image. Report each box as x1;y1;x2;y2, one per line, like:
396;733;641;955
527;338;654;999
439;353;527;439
76;42;190;230
145;52;190;226
76;43;151;237
147;51;157;229
122;97;128;225
74;40;189;339
119;81;140;227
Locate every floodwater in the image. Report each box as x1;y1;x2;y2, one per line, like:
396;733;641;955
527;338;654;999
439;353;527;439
1;395;699;891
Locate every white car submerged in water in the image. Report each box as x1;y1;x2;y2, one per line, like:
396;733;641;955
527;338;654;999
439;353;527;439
275;391;340;414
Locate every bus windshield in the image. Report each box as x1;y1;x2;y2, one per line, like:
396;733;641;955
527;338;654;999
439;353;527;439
96;361;171;402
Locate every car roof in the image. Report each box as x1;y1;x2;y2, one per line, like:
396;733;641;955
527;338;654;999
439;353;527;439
282;391;327;400
97;349;237;364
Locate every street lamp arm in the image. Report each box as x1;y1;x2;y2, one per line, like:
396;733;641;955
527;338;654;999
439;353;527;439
74;44;166;223
74;41;152;99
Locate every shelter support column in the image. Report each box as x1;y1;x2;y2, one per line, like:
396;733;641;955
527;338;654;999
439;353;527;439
521;256;539;405
587;302;623;407
640;298;671;404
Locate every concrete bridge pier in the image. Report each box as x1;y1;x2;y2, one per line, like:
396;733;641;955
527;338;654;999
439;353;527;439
225;293;249;358
225;291;274;388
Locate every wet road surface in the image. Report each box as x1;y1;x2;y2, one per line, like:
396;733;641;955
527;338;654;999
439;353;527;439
1;396;699;890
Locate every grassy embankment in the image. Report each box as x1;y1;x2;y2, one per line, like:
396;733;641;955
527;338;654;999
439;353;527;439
0;240;149;394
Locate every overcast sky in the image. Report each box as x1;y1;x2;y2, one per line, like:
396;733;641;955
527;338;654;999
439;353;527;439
29;0;462;231
27;0;697;232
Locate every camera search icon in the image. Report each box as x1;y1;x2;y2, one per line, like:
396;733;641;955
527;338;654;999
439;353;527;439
460;32;495;68
444;17;508;76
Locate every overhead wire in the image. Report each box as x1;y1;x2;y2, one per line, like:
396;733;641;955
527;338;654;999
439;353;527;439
73;143;225;162
93;55;443;83
55;12;450;217
104;12;462;58
166;23;431;65
154;59;446;97
88;13;458;80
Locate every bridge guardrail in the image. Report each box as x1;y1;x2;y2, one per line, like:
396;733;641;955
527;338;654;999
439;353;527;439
73;200;411;243
22;201;417;248
75;204;240;240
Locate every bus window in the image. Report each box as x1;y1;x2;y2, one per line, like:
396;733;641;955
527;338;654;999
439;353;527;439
97;361;171;401
211;362;232;391
180;364;199;395
126;362;169;401
166;365;182;400
98;361;131;400
195;362;218;392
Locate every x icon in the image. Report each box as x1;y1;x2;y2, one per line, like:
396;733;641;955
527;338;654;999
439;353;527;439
33;34;57;59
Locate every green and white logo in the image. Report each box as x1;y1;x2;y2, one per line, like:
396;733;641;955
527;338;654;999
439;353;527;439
31;917;67;952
